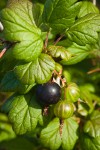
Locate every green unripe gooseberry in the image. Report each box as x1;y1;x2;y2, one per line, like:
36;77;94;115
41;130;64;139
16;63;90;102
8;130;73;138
54;100;74;119
65;82;80;102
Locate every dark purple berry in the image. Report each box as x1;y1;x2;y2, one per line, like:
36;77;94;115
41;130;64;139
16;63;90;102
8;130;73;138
36;82;61;105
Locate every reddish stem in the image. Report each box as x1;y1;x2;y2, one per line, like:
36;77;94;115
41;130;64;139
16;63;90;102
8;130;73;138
0;48;7;58
87;68;100;74
0;42;14;59
59;119;64;137
54;34;64;45
53;70;66;87
44;31;49;51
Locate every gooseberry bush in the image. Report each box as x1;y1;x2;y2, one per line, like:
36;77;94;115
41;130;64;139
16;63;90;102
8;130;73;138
0;0;100;150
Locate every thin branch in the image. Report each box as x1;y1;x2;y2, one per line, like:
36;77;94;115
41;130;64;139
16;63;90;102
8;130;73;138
44;31;49;50
59;119;64;137
54;34;64;45
87;68;100;74
0;47;7;58
0;43;14;59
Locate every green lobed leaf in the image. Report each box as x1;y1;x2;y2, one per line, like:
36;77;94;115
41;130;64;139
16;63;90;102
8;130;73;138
79;86;94;113
47;45;71;61
2;93;43;135
61;117;79;150
0;71;36;94
40;118;62;150
78;102;89;117
1;5;41;41
78;1;99;18
14;53;55;85
1;94;17;114
66;13;100;46
1;0;43;62
91;94;100;106
82;83;95;93
7;0;36;26
40;117;79;150
80;134;100;150
32;2;44;27
43;0;81;33
60;42;90;65
84;110;100;138
12;40;43;62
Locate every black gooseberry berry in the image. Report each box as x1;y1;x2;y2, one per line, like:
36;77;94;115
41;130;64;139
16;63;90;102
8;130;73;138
36;82;61;106
54;100;74;119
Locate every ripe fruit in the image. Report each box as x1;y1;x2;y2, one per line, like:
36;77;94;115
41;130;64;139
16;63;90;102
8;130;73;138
36;82;61;105
54;100;74;119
